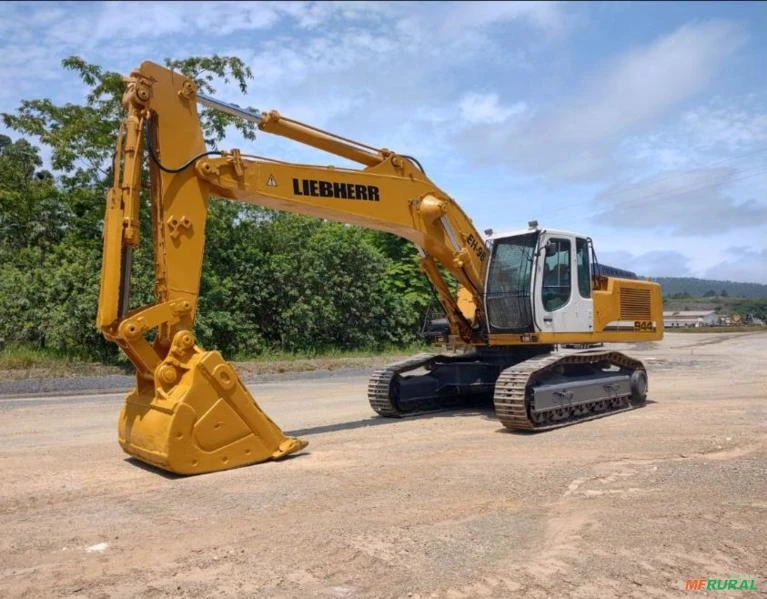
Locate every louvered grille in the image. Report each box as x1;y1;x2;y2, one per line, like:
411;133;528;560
620;287;651;320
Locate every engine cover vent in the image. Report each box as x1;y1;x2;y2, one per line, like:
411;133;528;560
620;287;651;320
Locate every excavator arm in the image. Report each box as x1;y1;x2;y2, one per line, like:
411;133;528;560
97;61;489;474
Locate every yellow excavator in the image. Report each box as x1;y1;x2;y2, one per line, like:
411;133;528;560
97;62;663;475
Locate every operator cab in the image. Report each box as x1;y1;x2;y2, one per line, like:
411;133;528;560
484;221;593;334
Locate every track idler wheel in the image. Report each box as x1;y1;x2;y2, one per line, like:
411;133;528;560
118;331;307;475
629;369;648;405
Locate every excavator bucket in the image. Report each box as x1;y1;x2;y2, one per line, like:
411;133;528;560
118;332;307;475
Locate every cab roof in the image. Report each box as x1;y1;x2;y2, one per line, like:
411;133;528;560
487;224;585;243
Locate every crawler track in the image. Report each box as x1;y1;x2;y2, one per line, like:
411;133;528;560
367;353;438;417
494;350;646;431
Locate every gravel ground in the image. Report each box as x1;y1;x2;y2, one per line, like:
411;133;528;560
0;354;422;397
0;332;765;598
0;368;377;398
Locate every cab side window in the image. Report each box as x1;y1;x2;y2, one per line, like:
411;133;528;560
542;238;571;311
576;237;591;299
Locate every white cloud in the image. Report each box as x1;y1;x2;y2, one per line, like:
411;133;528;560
704;247;767;284
593;167;767;235
598;250;693;278
623;95;767;175
86;2;284;45
279;1;397;29
390;2;561;69
26;1;394;49
441;1;566;37
562;21;744;144
683;103;767;152
199;2;554;162
597;245;767;283
0;2;763;287
458;93;528;124
454;20;747;182
0;2;375;97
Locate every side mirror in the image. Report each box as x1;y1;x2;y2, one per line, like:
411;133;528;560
545;241;557;257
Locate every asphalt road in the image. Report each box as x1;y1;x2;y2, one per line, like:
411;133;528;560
1;332;765;598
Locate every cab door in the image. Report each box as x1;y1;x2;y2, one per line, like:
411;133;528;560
533;235;593;333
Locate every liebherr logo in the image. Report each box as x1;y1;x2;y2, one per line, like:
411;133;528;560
292;178;380;201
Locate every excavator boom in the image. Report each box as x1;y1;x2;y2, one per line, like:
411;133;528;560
97;62;491;474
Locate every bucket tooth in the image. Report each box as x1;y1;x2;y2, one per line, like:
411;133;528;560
118;335;306;475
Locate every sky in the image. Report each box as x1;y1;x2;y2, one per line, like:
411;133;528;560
1;1;766;283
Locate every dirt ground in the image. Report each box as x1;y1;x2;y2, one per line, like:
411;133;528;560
1;332;765;598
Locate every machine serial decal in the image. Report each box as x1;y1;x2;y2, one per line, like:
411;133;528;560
292;178;381;201
466;233;488;262
633;320;656;332
605;320;657;332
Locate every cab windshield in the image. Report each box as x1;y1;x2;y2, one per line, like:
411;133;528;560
485;232;537;332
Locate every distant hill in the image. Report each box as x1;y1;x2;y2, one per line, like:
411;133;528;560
649;277;767;299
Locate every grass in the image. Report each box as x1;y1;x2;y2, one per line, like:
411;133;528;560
0;342;439;381
0;346;126;380
0;346;55;370
232;343;437;377
233;343;432;362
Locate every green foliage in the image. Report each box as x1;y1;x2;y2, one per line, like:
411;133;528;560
365;231;435;325
0;137;69;251
0;56;437;363
1;55;261;185
193;207;423;357
163;55;258;146
0;345;69;370
730;299;767;321
0;239;114;360
654;277;767;299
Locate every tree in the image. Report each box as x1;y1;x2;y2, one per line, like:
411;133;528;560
0;136;68;252
670;291;691;299
0;56;434;361
703;289;716;297
0;57;267;360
